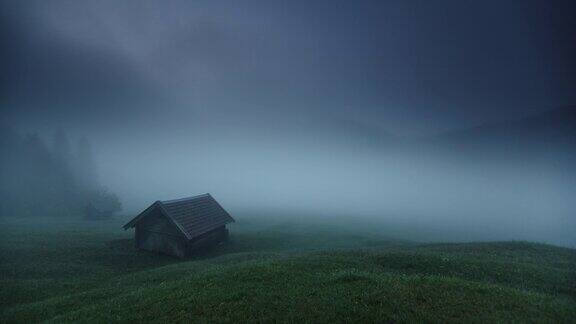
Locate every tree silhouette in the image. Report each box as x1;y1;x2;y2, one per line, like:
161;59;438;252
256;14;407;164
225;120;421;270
0;128;121;219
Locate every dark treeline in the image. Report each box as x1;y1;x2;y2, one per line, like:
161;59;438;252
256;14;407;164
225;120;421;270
0;127;121;219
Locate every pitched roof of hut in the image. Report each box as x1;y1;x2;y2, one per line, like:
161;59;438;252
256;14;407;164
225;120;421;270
123;193;234;240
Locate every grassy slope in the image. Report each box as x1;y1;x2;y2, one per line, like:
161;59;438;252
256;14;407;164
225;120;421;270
0;215;575;323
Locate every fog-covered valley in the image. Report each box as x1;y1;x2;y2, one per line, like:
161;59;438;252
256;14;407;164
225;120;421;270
88;106;573;247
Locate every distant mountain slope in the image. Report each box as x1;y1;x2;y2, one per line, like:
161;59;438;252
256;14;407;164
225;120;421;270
321;106;576;157
424;106;576;162
432;105;575;145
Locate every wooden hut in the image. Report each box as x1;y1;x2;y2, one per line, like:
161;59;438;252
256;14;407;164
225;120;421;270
123;194;234;258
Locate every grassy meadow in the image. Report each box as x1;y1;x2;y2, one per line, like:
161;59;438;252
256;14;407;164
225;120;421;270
1;212;575;323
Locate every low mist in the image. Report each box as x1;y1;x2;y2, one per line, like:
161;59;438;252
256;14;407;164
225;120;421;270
93;118;576;247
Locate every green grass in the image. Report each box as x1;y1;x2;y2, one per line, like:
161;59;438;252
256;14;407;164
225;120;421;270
1;214;575;323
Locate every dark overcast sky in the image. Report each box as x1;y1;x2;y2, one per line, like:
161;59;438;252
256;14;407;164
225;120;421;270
2;0;575;135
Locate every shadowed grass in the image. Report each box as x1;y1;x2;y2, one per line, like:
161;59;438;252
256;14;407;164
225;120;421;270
1;216;575;322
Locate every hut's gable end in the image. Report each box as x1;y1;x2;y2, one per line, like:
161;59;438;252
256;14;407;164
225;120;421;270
137;230;187;258
136;207;184;238
134;206;188;258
